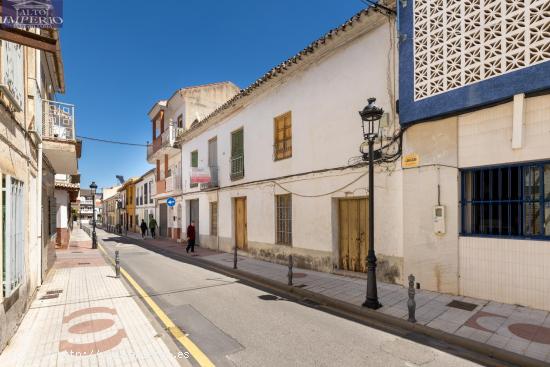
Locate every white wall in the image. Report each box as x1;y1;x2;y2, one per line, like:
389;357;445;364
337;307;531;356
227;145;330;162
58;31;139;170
179;18;403;277
456;94;550;310
54;190;69;229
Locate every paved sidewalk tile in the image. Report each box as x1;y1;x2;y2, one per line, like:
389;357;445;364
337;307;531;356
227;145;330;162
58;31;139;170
0;228;187;367
105;228;550;365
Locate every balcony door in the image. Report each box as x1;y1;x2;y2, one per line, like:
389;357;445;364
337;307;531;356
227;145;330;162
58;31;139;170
208;137;218;186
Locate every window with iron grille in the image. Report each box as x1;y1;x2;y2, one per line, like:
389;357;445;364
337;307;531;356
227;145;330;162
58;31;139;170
274;111;292;160
230;129;244;180
461;162;550;238
276;194;292;245
190;150;198;188
210;201;218;236
2;175;25;297
149;181;153;203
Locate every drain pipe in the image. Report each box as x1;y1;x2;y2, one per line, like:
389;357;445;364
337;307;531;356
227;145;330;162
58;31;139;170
37;140;43;284
216;189;220;252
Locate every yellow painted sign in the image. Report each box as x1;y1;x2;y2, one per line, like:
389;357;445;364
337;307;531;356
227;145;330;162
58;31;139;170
402;153;419;168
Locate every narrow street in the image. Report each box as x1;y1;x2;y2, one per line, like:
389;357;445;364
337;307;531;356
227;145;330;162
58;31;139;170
97;228;480;367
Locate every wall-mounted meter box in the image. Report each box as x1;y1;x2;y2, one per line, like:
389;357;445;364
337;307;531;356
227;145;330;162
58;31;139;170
433;205;445;235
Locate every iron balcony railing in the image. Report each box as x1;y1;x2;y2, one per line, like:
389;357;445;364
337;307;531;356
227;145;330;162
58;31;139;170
166;175;182;192
42;100;75;141
200;166;219;190
147;124;182;160
230;154;244;180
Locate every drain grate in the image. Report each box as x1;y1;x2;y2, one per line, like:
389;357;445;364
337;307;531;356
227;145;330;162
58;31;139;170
78;262;91;265
301;298;321;307
46;290;63;295
72;251;83;253
295;284;307;288
40;294;59;300
447;300;478;311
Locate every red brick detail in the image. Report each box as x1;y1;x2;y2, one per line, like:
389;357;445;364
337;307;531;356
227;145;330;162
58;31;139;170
68;319;115;334
63;307;117;324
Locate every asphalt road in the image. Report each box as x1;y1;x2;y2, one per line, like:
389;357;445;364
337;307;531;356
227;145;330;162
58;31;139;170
97;229;482;367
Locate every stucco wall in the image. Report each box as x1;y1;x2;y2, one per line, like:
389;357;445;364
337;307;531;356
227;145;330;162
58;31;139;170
178;20;403;278
456;94;550;310
402;117;460;293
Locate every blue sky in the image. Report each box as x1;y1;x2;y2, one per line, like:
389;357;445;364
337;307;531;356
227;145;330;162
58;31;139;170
61;0;367;190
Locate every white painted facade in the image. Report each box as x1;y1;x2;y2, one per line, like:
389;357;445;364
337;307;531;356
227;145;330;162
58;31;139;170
135;169;156;228
402;94;550;311
177;11;403;279
147;82;239;239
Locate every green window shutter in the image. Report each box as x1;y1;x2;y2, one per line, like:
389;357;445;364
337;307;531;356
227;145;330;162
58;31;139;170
191;151;198;167
231;129;243;156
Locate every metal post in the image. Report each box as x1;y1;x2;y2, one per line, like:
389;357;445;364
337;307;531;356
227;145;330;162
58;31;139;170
115;250;120;278
92;197;97;249
233;245;238;269
407;274;416;323
288;255;293;286
363;137;381;309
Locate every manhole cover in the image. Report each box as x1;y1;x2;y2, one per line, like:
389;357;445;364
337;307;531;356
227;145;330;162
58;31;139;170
293;272;307;278
258;294;279;301
447;300;478;311
40;294;59;300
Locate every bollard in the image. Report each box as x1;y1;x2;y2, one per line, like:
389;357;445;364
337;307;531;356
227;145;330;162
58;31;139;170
115;250;121;278
407;274;417;323
288;255;293;286
233;245;238;269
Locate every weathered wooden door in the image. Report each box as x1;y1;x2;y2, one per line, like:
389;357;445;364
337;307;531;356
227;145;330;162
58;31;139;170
159;203;167;237
338;198;368;272
235;197;247;250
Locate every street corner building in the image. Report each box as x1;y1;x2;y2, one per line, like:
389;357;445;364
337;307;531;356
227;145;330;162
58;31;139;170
397;0;550;310
0;28;81;351
138;0;550;314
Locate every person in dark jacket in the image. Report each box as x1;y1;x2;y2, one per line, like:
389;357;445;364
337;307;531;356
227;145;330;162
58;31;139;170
149;217;157;238
186;221;196;253
140;219;148;239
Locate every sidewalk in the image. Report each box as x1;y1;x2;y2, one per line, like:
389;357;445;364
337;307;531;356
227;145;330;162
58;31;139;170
118;229;550;365
0;227;187;367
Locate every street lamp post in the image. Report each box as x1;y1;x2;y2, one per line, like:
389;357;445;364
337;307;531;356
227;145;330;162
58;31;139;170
359;97;384;310
90;181;98;249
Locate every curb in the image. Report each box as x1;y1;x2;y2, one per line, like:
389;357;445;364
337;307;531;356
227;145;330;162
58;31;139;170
100;229;547;367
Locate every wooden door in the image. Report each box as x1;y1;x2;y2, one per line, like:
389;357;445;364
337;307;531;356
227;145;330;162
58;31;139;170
235;197;247;250
338;198;368;272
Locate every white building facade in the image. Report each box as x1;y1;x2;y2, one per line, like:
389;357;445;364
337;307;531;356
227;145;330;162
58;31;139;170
398;0;550;310
135;169;155;229
146;82;239;240
177;9;402;280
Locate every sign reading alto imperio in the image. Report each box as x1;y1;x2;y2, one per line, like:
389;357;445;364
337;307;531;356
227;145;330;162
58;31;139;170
1;0;64;29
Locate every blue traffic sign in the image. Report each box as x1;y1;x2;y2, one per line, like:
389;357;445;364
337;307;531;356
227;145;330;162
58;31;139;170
167;197;176;207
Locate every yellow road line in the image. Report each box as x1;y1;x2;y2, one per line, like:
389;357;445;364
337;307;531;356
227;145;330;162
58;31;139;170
98;243;215;367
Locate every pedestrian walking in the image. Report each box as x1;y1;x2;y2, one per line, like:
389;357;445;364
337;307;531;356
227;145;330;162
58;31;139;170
149;217;158;239
186;221;196;253
140;219;148;239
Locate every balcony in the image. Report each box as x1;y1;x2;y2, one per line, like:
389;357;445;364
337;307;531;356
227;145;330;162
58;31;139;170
166;175;182;192
230;154;244;181
42;100;80;175
155;179;166;195
200;166;219;190
147;124;182;163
